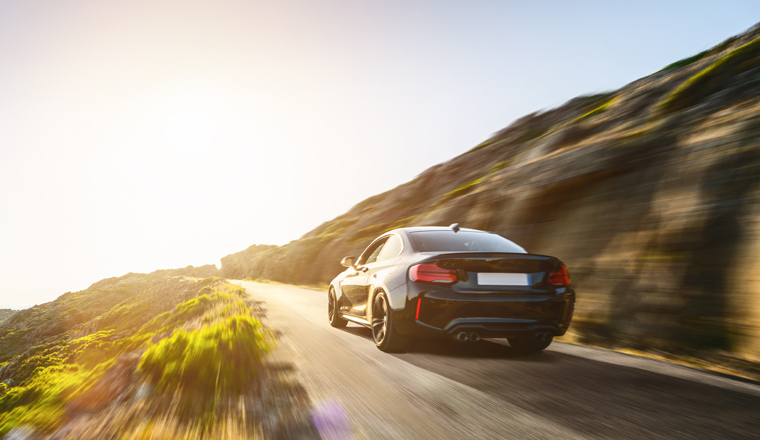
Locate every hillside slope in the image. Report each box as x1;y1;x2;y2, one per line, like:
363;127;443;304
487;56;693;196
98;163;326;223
222;24;760;359
0;266;313;438
0;310;16;326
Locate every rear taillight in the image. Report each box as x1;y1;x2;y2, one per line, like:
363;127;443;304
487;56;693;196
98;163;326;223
548;265;570;286
409;263;458;284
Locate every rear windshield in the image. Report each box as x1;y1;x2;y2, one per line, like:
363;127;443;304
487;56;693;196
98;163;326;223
409;231;526;253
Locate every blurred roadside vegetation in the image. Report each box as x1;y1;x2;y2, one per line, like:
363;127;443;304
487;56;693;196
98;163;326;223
0;268;313;438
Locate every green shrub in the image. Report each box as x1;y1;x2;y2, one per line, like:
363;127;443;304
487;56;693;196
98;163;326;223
0;278;266;437
138;314;272;398
658;50;709;73
657;36;739;74
577;92;615;106
142;291;230;333
440;177;485;203
0;328;32;363
660;35;760;114
0;364;100;436
468;139;495;152
576;96;616;121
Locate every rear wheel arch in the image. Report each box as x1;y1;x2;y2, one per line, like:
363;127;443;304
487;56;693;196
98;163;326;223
332;282;347;306
328;286;347;328
370;289;409;352
367;287;385;321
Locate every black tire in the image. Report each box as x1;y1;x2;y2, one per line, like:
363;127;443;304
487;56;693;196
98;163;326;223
328;288;347;328
507;334;553;354
371;292;408;352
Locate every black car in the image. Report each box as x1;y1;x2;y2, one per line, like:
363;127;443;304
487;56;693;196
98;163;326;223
328;225;575;353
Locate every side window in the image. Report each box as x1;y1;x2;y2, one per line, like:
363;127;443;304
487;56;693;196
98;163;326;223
357;238;388;266
365;243;386;265
376;234;403;262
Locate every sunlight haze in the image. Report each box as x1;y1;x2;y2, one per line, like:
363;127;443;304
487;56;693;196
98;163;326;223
1;0;758;309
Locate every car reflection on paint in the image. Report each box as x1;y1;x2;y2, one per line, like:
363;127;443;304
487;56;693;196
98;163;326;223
327;224;575;353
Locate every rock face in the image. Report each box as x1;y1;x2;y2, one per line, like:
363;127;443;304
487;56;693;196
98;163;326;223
222;24;760;358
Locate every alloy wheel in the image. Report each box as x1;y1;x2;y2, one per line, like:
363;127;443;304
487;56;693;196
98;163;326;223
372;295;388;345
328;291;336;322
328;288;347;328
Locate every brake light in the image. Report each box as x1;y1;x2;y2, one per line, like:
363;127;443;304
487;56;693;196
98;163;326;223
548;265;570;286
409;263;458;284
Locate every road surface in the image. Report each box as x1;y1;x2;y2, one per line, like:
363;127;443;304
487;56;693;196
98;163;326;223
233;281;760;439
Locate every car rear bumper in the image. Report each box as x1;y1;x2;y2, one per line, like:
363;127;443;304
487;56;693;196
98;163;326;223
414;319;563;339
396;285;575;339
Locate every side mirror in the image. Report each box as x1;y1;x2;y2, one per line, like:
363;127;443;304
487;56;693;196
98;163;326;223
340;256;356;268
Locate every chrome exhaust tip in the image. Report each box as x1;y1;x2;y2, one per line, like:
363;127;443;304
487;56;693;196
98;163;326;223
455;331;469;342
469;332;480;342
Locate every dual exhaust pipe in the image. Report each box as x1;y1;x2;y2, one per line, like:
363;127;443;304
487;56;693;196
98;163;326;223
454;331;554;342
454;331;480;342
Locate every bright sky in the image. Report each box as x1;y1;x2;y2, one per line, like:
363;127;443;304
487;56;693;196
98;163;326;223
1;1;758;309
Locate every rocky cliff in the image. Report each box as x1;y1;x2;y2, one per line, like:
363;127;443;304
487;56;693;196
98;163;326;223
222;23;760;359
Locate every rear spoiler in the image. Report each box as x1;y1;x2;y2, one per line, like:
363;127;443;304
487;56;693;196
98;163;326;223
421;252;557;262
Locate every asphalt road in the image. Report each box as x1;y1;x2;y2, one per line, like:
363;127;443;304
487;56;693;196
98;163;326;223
233;281;760;440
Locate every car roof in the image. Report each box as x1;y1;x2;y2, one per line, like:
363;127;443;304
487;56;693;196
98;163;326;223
389;226;487;234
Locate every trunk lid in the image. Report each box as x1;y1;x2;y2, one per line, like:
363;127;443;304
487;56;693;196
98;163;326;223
420;252;564;294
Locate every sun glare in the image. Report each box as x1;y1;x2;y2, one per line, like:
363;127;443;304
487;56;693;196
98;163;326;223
163;106;217;154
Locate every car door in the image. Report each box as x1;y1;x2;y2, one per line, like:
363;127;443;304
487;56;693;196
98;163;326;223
366;232;405;286
356;234;406;319
340;237;387;317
